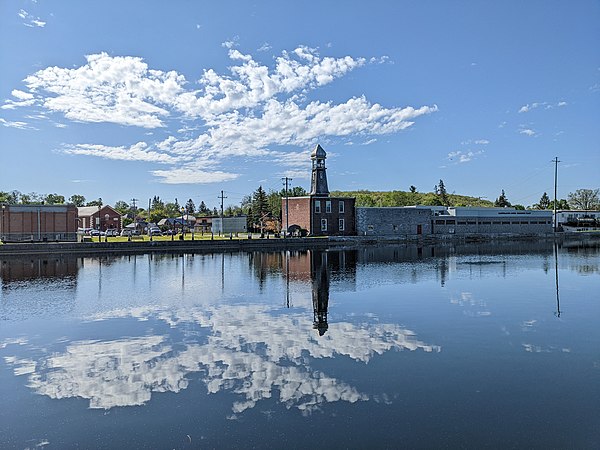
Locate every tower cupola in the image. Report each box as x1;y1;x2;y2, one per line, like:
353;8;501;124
310;144;329;196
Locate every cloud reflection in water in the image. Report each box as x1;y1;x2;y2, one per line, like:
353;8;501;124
4;304;440;413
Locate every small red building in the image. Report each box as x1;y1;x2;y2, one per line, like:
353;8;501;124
77;206;122;232
282;144;356;236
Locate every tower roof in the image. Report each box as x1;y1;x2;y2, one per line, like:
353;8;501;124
311;144;326;158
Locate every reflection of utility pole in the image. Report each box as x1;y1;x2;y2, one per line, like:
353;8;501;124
285;250;290;308
552;157;560;232
554;241;561;318
282;177;292;238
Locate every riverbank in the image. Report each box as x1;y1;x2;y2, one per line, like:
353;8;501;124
1;231;599;256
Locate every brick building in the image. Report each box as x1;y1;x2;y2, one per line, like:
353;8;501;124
0;204;78;242
283;144;356;236
77;205;122;232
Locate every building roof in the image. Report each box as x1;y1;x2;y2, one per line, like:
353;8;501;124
311;144;326;158
77;205;121;217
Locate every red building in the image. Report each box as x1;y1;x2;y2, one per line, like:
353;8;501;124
0;204;78;242
77;206;122;232
282;144;356;236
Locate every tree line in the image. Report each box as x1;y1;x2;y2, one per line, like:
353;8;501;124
2;185;599;230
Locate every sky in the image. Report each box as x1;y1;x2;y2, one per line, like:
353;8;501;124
1;0;599;210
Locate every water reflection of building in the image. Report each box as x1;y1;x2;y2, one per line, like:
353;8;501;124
311;251;329;335
1;256;80;285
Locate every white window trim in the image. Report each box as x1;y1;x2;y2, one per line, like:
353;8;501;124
339;201;345;213
321;218;328;231
339;218;345;231
314;200;321;213
325;201;332;213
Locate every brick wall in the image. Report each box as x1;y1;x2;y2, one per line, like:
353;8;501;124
1;205;78;242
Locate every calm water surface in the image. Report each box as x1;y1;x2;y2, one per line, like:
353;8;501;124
1;241;599;449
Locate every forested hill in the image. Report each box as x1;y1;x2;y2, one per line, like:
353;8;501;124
329;190;494;208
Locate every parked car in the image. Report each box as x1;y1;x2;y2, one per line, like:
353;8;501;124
163;229;176;235
105;229;119;237
148;227;162;236
89;229;102;236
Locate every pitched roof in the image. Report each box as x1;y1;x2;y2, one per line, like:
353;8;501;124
311;144;326;158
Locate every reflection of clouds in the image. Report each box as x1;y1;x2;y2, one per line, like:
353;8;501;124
3;305;440;413
450;292;491;317
522;344;571;354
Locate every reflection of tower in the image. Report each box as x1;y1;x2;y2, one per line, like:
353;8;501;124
310;144;329;196
311;250;330;336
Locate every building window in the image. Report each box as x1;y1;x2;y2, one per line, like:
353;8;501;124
339;218;345;231
393;224;398;231
325;201;332;213
435;219;445;225
446;219;456;225
339;201;345;213
314;201;321;213
367;225;374;231
321;218;328;231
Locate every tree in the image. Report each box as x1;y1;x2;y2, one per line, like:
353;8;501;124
0;191;20;204
44;193;65;204
409;185;417;194
185;198;196;215
567;188;600;210
197;201;209;215
114;201;130;214
151;196;165;210
494;190;511;207
212;207;218;216
435;179;449;206
86;198;103;207
550;199;570;210
534;192;551;209
68;194;86;206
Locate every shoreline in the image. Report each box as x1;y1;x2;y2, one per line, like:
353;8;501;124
1;232;598;256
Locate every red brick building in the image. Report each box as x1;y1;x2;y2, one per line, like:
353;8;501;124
77;206;122;232
0;204;78;242
282;144;356;236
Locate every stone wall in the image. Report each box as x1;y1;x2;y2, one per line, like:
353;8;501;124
356;207;432;236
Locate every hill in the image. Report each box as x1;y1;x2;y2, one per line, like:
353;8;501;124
329;190;494;208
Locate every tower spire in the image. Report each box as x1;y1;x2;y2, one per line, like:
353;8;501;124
310;144;329;196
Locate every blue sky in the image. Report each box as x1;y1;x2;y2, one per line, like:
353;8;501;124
1;0;598;209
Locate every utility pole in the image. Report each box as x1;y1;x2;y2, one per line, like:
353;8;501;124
217;190;227;236
131;198;138;229
218;190;227;218
552;157;560;232
282;177;292;238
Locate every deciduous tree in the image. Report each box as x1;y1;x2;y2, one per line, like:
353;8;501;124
567;189;600;210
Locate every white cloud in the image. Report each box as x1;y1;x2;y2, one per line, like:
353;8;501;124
447;149;484;163
519;128;537;137
473;139;489;145
257;42;272;52
151;167;239;184
22;53;186;127
0;118;31;129
62;142;185;164
8;46;437;184
18;9;46;27
518;101;567;113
